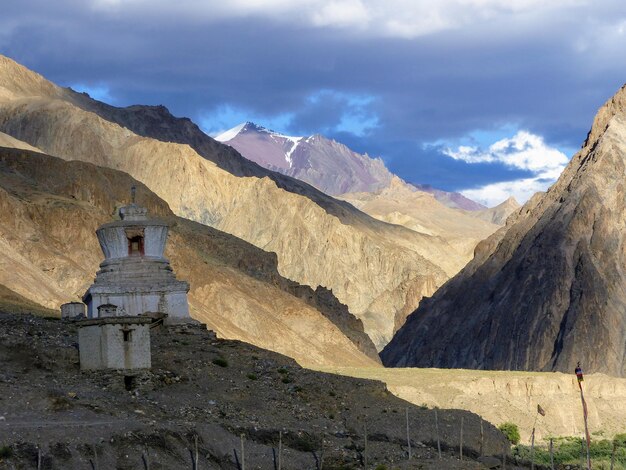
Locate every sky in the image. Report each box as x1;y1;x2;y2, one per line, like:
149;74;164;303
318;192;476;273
2;0;626;206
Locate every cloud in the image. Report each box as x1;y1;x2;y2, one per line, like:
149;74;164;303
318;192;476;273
85;0;585;38
441;130;569;206
200;89;380;138
199;104;294;137
443;131;569;173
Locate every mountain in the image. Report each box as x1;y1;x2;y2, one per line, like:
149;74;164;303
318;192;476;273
469;196;521;225
0;54;456;349
338;177;501;274
0;144;378;368
216;122;393;195
218;121;505;291
412;183;487;211
382;84;626;377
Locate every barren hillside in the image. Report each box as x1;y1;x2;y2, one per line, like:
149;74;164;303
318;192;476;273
0;54;458;349
382;83;626;377
0;146;378;368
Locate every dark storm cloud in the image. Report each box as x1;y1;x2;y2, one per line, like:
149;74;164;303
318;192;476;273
2;0;626;197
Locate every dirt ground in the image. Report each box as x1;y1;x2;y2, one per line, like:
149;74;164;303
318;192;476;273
0;312;531;469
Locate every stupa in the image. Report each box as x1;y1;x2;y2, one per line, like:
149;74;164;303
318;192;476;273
82;187;191;324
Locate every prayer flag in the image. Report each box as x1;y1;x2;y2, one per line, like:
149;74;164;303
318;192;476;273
537;404;546;417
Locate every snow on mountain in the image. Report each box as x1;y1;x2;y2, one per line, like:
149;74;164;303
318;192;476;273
217;122;393;195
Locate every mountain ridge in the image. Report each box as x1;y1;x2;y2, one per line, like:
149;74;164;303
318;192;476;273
0;54;456;349
0;144;378;367
381;83;626;377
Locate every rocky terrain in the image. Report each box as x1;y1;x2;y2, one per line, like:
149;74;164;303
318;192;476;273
320;366;626;445
0;145;379;368
216;122;394;196
0;54;461;349
411;184;486;211
467;197;521;226
220;123;508;278
339;177;502;270
0;312;512;469
382;83;626;377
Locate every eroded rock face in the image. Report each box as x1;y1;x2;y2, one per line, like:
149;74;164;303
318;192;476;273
0;147;377;368
0;54;451;348
382;84;626;377
339;176;502;269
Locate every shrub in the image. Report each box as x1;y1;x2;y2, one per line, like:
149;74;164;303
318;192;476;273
499;422;520;445
246;373;258;380
0;446;12;458
212;357;228;368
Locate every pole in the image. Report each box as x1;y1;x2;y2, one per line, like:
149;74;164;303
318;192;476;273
459;417;464;461
579;381;592;470
142;447;150;470
195;435;199;470
406;407;412;460
241;434;245;470
480;418;484;457
37;447;42;470
278;431;282;470
530;427;535;470
363;423;368;469
435;409;442;460
93;445;99;470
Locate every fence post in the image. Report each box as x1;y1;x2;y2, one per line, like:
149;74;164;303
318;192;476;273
363;423;368;469
142;447;150;470
459;416;463;461
435;409;442;460
406;407;412;460
241;434;246;470
480;418;484;457
278;431;282;470
37;447;42;470
530;428;535;470
93;444;99;470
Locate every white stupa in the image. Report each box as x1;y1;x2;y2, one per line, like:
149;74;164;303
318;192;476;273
82;187;191;324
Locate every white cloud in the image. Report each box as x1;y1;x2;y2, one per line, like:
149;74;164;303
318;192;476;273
88;0;585;38
461;176;551;207
442;130;570;207
443;130;569;172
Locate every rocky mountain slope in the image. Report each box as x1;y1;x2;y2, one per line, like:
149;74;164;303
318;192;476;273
412;184;486;211
339;177;502;270
468;196;521;225
0;54;457;349
0;145;378;368
322;366;626;445
0;312;510;469
382;84;626;377
218;121;506;300
216;121;394;196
